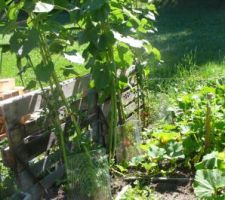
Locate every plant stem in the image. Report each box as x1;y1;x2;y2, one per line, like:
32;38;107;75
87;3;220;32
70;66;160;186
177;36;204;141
33;26;71;175
108;47;118;159
38;32;82;150
27;56;69;175
204;93;213;152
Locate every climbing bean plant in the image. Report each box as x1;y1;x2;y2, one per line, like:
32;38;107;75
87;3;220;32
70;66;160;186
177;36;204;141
72;0;159;157
1;0;158;176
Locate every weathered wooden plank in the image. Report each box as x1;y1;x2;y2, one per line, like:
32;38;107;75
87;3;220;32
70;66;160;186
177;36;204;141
9;110;99;164
121;87;137;106
126;113;139;122
1;146;16;168
18;165;64;199
28;150;61;176
124;100;143;117
62;75;90;98
16;132;53;163
0;75;90;128
2;146;61;176
28;165;64;200
0;78;15;92
0;86;24;101
5;95;90;146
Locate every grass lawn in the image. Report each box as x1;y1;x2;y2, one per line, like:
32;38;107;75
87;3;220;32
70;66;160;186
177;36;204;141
1;0;225;87
150;0;225;79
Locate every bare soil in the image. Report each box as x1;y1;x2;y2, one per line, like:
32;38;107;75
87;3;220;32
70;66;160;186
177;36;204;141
153;180;196;200
111;167;196;200
43;169;196;200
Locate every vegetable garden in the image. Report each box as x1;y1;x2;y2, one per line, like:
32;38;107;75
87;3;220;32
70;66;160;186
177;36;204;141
0;0;225;199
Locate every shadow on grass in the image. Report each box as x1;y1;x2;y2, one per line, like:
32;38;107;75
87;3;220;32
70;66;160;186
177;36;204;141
150;0;225;78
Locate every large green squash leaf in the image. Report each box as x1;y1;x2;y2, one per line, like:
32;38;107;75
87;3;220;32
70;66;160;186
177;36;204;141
193;169;225;199
164;141;184;159
148;145;166;161
195;151;225;171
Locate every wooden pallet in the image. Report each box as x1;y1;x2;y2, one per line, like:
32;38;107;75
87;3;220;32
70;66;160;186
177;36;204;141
0;78;24;140
0;69;142;199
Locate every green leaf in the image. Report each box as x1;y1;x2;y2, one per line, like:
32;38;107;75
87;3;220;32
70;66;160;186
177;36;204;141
114;43;134;69
7;1;24;21
22;29;39;56
182;135;201;156
49;41;64;54
142;162;157;172
25;80;37;90
10;29;39;57
193;169;225;199
152;48;161;61
82;0;105;12
147;4;157;13
54;0;71;11
152;131;180;143
144;43;152;55
92;63;110;91
10;31;25;55
1;21;17;34
148;145;166;161
115;164;128;173
118;75;128;89
92;3;110;22
97;31;115;51
110;6;124;22
123;7;140;25
78;24;100;45
62;65;80;77
33;1;54;13
35;62;54;82
0;0;6;11
164;141;184;159
195;152;225;171
129;155;145;167
144;67;150;77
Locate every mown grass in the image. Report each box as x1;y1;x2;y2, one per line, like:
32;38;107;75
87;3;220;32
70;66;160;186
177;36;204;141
150;0;225;79
1;0;225;87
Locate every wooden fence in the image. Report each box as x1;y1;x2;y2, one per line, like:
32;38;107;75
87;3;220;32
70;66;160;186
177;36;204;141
0;71;141;199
